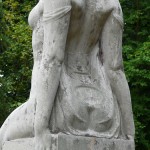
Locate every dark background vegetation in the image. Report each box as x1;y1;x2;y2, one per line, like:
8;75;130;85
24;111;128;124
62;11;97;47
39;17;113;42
0;0;150;149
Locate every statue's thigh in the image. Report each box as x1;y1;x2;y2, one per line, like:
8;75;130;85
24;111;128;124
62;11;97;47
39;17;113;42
3;101;35;141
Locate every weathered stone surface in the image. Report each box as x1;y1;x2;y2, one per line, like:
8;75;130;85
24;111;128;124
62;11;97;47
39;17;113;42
3;133;135;150
0;0;135;149
3;139;33;150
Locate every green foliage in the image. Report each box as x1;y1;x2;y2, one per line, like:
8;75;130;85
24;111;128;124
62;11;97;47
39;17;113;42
0;1;10;124
0;0;150;149
0;0;36;125
123;40;150;149
0;1;8;53
120;0;150;149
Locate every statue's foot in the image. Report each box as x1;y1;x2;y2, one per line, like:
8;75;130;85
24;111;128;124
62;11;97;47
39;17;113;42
35;130;51;150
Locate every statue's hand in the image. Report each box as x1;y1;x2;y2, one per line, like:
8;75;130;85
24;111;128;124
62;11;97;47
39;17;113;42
35;129;51;150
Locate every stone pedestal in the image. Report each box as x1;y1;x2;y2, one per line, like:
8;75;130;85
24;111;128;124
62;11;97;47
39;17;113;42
3;133;135;150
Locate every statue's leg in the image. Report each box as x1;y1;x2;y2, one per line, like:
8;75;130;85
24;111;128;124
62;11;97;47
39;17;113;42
0;100;35;150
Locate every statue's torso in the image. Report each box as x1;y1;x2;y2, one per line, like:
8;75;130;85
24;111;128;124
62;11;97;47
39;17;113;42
49;0;120;138
28;0;120;138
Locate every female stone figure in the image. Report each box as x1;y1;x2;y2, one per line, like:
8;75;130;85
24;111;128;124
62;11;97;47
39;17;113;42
0;0;135;149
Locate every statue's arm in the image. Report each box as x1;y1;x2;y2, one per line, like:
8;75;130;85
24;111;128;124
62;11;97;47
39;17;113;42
101;5;135;139
34;0;71;136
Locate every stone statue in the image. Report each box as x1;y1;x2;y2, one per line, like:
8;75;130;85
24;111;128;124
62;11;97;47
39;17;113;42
0;0;135;149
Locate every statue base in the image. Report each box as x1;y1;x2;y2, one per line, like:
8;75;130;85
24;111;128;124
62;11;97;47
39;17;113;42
3;133;135;150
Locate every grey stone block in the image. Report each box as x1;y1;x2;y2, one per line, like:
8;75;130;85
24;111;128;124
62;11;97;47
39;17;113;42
3;133;135;150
